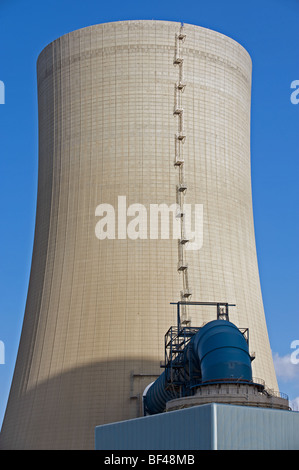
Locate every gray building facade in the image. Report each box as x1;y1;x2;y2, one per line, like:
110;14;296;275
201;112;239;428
95;403;299;450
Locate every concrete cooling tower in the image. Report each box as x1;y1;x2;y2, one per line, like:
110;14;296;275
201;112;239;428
0;20;279;449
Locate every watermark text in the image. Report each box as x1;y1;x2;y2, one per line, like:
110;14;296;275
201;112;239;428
95;196;203;250
0;80;4;104
0;340;4;365
290;340;299;365
290;80;299;104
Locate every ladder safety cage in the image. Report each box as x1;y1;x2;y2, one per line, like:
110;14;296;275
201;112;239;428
173;25;191;326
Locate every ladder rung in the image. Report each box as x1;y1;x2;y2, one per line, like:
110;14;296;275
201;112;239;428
174;158;184;167
181;289;192;298
175;210;185;218
178;263;188;271
177;82;186;91
177;133;186;141
173;107;183;115
177;183;187;192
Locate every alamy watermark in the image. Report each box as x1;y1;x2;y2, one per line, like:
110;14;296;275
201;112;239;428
0;340;4;365
0;80;4;104
290;80;299;105
290;340;299;365
95;196;203;251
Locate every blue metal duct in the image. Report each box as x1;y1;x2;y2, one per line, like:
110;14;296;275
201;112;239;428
193;320;252;384
145;320;253;415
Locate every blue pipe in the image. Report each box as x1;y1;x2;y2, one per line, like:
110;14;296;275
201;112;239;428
145;320;252;415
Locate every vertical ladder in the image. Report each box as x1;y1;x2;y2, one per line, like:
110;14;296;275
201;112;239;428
173;25;191;325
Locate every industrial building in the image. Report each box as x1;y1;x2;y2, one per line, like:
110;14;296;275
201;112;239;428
0;20;293;450
95;311;298;450
95;404;299;450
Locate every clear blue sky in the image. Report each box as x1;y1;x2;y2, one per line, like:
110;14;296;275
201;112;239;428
0;0;298;427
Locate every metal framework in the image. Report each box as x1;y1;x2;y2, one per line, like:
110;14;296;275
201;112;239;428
170;300;236;330
162;301;242;396
163;324;200;396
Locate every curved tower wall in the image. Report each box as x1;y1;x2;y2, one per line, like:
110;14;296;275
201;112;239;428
0;20;278;449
